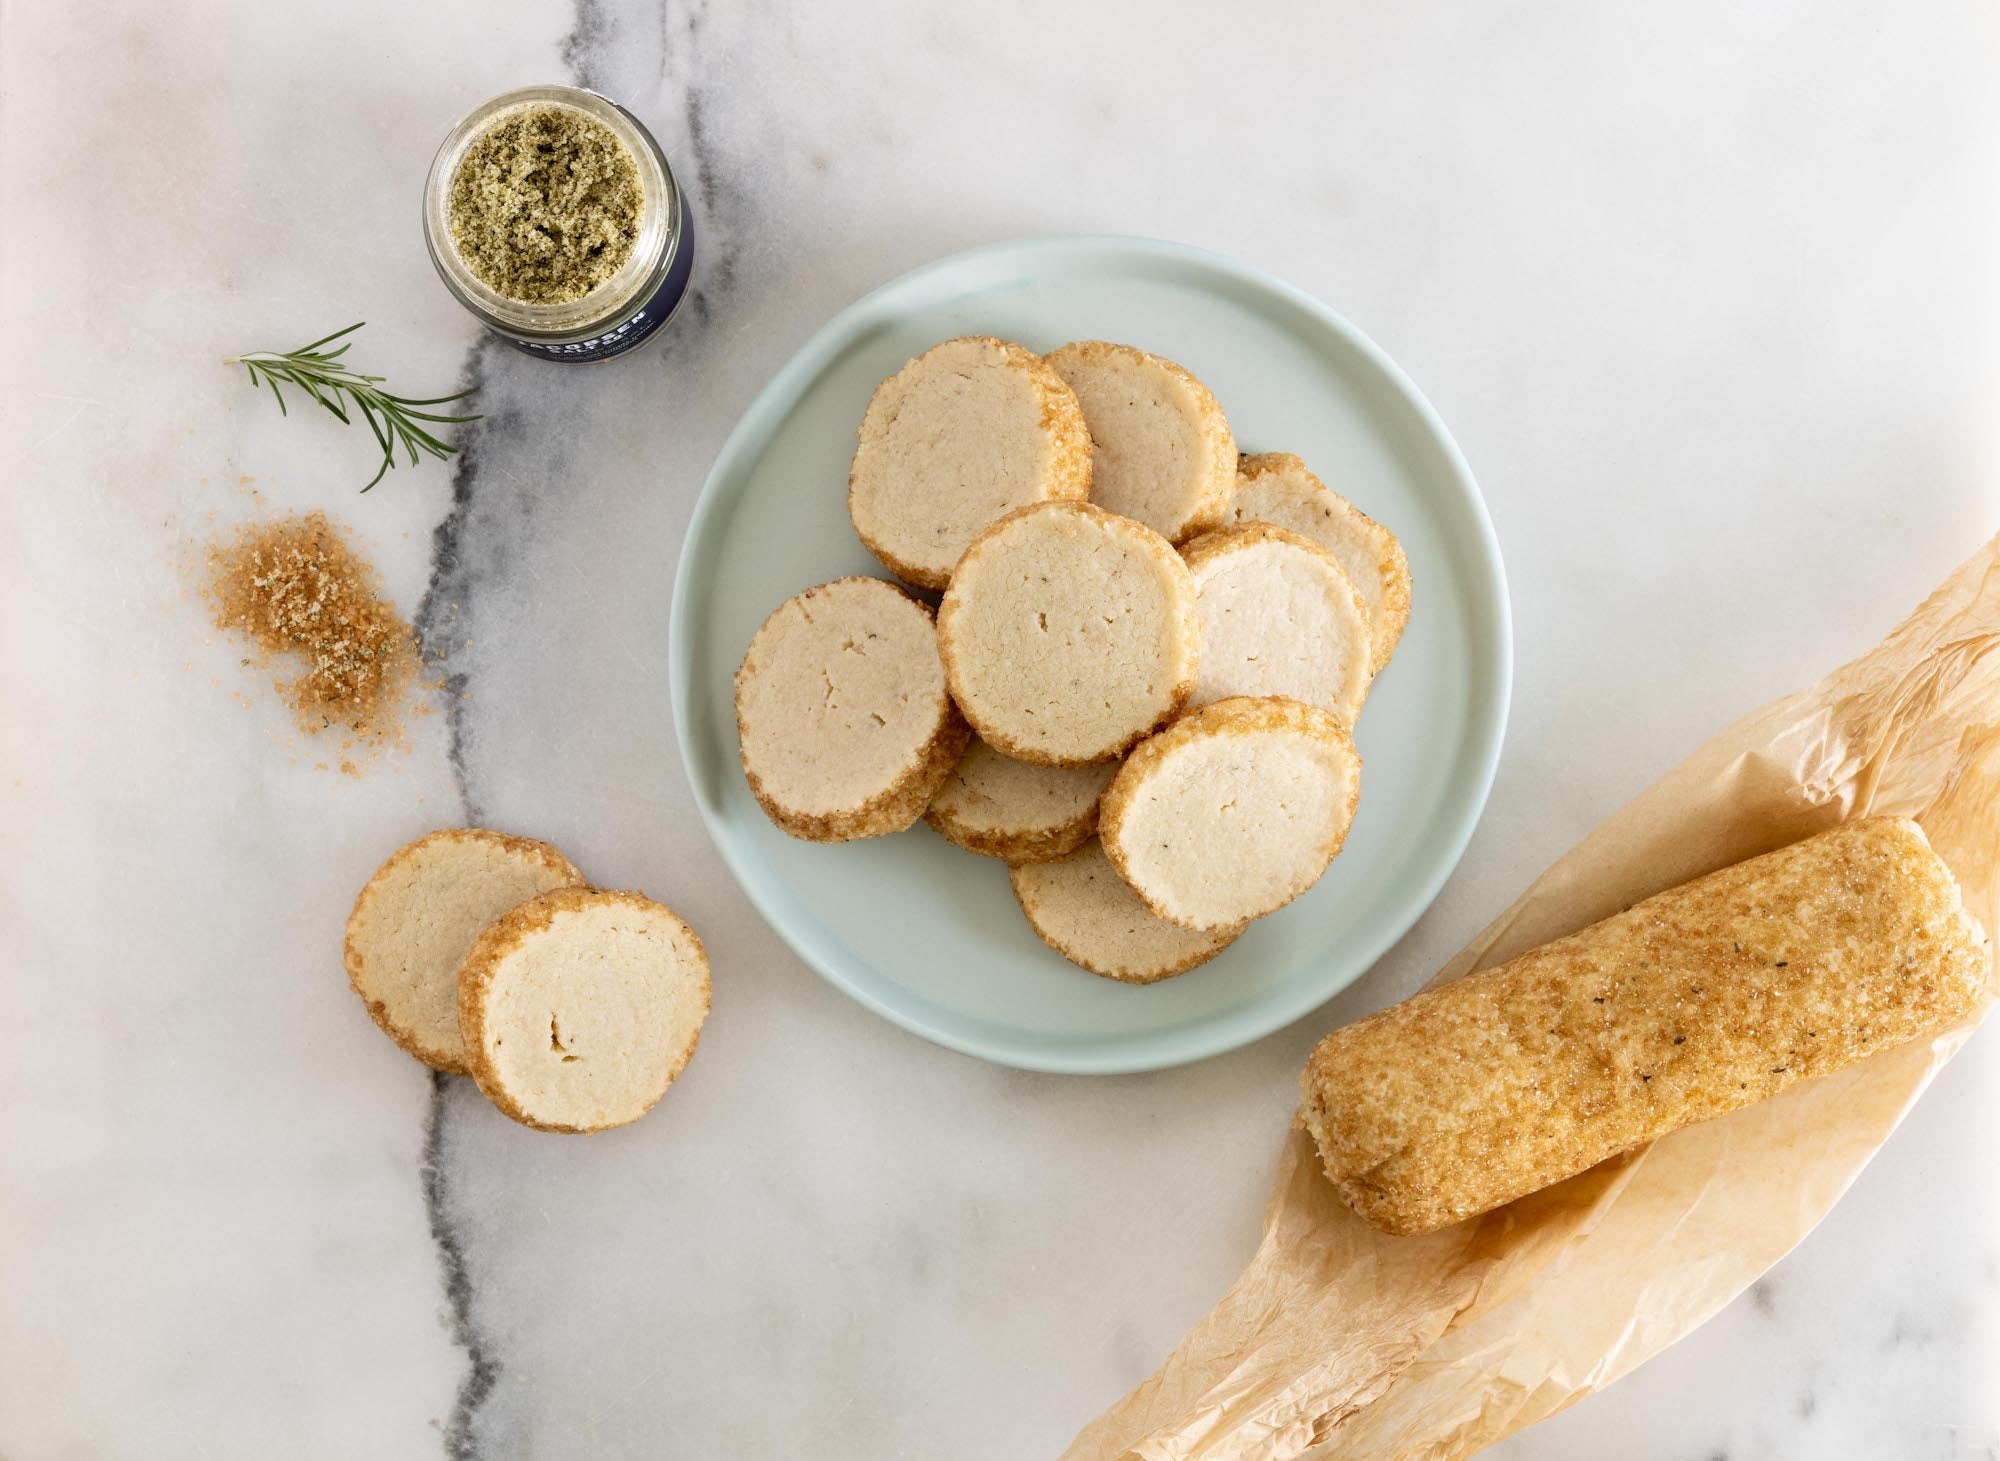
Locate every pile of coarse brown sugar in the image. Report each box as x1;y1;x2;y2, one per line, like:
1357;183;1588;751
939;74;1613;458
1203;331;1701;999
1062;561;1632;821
203;511;420;759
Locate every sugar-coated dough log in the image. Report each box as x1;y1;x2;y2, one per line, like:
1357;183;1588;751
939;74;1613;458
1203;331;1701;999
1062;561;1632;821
1300;817;1989;1236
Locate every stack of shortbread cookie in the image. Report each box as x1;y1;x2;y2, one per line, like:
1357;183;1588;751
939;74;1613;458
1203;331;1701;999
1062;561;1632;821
344;828;711;1131
735;335;1410;982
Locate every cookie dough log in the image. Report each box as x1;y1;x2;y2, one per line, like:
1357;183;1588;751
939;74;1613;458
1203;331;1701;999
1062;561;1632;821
1300;817;1989;1237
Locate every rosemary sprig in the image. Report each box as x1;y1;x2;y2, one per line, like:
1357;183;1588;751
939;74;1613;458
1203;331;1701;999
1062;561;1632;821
226;322;481;492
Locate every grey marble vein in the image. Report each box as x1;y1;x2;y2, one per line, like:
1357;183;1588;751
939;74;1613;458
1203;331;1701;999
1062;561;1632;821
405;1;754;1448
662;0;740;303
413;338;504;1458
424;1071;502;1461
415;338;502;831
561;0;613;92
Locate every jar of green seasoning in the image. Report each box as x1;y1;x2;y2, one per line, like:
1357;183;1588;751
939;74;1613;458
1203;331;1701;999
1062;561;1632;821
423;85;694;363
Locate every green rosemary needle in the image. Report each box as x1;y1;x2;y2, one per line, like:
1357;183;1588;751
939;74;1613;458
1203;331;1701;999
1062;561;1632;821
226;322;481;492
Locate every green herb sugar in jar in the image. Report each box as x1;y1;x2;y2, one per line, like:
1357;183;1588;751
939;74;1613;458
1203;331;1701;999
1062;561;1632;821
424;85;694;363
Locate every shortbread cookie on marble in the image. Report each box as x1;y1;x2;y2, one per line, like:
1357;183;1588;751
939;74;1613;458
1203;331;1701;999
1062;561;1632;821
458;887;711;1134
345;827;586;1075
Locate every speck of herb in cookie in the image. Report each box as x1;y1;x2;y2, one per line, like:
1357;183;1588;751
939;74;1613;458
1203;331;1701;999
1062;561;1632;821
203;511;418;750
447;103;643;305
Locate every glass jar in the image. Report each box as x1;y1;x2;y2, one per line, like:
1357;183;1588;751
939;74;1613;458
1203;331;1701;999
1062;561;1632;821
423;84;694;363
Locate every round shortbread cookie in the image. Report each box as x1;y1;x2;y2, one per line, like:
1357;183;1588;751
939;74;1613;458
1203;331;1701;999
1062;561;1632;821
1044;339;1236;544
1230;452;1412;674
1010;841;1240;983
1101;697;1361;931
937;501;1200;767
458;887;711;1134
345;828;586;1075
848;336;1092;591
924;736;1118;863
735;577;970;842
1181;523;1373;723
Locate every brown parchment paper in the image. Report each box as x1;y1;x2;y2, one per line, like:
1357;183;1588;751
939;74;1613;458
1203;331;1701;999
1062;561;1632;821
1063;536;2000;1460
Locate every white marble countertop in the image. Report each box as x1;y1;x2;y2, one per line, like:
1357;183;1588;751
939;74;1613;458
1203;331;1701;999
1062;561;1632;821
4;2;1996;1457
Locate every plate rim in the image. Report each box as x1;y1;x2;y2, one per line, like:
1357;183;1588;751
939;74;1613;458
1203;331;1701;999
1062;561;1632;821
669;233;1512;1074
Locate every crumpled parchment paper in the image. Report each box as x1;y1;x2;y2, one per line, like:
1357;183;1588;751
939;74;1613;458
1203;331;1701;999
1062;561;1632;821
1064;535;2000;1460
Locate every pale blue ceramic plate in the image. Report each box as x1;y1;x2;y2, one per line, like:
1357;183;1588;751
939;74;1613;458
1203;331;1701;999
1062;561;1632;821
670;237;1510;1073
